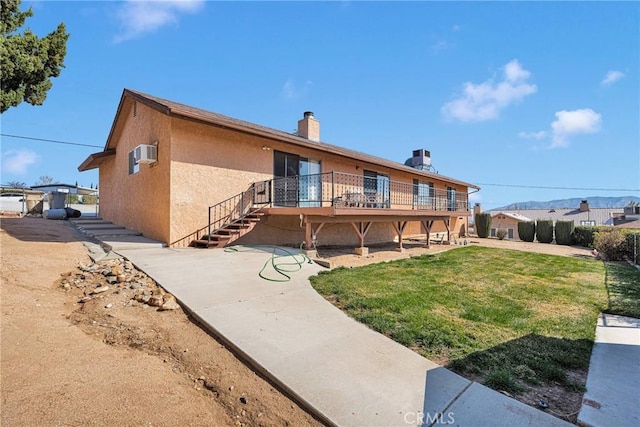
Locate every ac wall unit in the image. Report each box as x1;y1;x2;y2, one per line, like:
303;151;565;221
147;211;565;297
134;144;157;164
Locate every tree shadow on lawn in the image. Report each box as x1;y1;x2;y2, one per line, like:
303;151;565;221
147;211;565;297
447;333;592;423
603;261;640;318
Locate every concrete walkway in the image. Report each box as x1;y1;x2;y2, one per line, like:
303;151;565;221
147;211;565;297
71;220;570;427
578;313;640;427
109;244;571;427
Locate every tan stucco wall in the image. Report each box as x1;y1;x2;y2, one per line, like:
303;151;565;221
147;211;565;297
99;103;471;246
491;215;520;240
99;100;172;242
169;119;277;244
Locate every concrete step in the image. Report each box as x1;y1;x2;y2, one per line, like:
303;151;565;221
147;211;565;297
77;223;125;230
85;228;143;237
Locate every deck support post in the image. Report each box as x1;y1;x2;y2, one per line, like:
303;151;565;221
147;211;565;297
421;220;434;248
350;221;372;256
443;218;451;244
303;218;325;257
392;221;408;252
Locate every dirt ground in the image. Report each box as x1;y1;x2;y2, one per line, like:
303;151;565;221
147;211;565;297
0;217;321;427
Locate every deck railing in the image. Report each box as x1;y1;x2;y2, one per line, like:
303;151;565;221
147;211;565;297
171;171;469;247
261;171;469;212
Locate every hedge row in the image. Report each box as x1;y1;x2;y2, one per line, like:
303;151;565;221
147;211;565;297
626;233;640;265
475;213;492;238
515;222;639;258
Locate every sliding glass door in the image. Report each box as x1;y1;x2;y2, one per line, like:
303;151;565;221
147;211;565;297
364;170;390;208
273;151;321;207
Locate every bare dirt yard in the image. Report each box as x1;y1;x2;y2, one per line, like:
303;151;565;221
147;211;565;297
1;217;320;427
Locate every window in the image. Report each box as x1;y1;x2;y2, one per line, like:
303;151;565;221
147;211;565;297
508;228;514;239
413;179;434;209
447;187;457;211
490;228;496;237
580;220;596;226
128;150;139;175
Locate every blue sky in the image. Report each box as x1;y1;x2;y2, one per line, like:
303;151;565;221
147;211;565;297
1;0;638;208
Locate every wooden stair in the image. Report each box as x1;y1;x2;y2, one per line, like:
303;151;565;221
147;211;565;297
192;212;264;248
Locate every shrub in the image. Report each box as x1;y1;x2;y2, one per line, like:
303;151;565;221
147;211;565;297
555;221;575;246
518;221;535;242
475;213;492;238
572;226;598;247
496;228;508;240
536;220;554;243
594;229;627;261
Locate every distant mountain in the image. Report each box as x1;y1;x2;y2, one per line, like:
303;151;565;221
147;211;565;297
494;196;640;211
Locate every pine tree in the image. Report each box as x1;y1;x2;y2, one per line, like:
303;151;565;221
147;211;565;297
1;0;69;113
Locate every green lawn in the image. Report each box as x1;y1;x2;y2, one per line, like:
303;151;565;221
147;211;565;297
310;246;639;394
604;261;640;318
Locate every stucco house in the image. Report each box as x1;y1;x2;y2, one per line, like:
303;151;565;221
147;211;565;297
489;212;533;240
79;89;479;253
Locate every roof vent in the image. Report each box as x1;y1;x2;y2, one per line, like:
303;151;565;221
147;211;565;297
404;149;434;172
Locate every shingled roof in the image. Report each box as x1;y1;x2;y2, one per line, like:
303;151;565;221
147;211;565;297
80;88;478;190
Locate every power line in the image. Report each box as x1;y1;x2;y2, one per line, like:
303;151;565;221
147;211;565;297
475;182;640;192
0;133;103;148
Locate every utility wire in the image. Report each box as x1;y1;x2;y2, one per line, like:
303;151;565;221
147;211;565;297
474;182;639;192
0;133;102;148
2;133;638;193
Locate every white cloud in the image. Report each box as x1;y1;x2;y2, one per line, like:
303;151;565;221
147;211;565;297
1;149;38;175
114;0;204;43
601;70;625;86
452;24;461;32
281;79;313;100
550;108;602;148
518;130;548;140
441;59;537;122
430;39;448;54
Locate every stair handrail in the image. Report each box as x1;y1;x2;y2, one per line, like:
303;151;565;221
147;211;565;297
206;180;272;244
169;179;272;248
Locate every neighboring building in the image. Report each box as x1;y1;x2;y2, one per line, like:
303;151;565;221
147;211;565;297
481;200;624;239
79;89;478;252
31;184;98;197
490;212;533;240
614;206;640;228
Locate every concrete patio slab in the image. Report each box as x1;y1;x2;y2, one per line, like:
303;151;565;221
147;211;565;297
578;313;640;427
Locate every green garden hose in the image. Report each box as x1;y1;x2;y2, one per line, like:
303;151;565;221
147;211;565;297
224;245;311;282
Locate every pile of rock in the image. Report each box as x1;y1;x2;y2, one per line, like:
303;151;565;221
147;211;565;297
60;257;180;311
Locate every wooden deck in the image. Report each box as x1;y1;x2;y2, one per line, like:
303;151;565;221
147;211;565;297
261;206;470;253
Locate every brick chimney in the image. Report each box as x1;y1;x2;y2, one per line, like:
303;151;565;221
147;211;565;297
473;203;482;223
580;200;590;212
297;111;319;142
